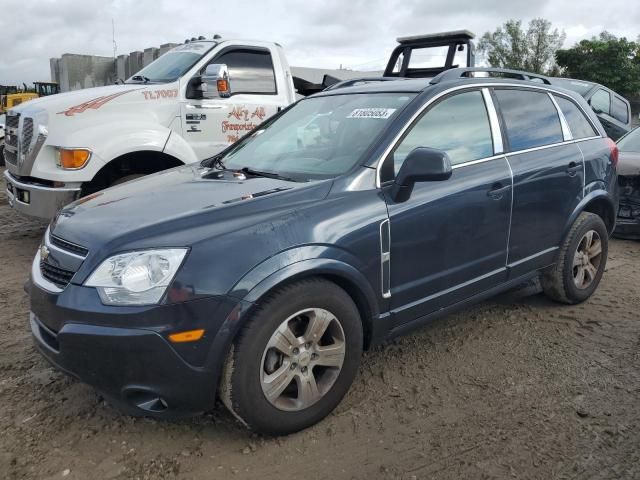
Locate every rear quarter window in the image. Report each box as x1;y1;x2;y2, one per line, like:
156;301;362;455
612;96;629;124
553;95;598;139
494;89;564;151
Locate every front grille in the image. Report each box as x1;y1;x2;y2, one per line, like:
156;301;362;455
6;113;19;129
22;117;33;150
40;261;75;288
49;234;89;257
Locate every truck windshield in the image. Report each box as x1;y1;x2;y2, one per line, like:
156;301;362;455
126;43;215;83
218;93;416;181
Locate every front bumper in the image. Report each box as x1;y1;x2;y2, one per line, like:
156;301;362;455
29;270;248;418
4;170;80;220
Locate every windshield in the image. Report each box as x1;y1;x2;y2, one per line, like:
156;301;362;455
618;127;640;153
217;93;416;181
552;78;594;96
126;42;215;83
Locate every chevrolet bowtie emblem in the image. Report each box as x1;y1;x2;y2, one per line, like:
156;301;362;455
40;245;50;261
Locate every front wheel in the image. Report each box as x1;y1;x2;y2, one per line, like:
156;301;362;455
220;278;363;435
542;212;608;304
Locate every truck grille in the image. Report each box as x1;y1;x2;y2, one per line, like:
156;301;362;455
22;117;33;150
40;261;75;288
6;112;19;129
3;148;17;166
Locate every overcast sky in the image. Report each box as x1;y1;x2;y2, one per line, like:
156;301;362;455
0;0;639;85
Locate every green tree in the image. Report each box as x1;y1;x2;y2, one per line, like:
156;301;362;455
555;33;640;98
478;18;566;75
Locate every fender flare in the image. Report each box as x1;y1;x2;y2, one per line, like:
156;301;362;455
563;186;616;237
226;245;380;346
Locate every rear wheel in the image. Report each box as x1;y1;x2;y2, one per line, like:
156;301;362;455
542;212;608;304
220;278;363;435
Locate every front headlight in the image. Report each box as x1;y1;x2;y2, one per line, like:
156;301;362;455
85;249;188;305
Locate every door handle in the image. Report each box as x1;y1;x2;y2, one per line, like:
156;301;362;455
566;162;582;176
487;183;510;199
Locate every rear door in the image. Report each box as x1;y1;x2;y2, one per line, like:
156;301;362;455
493;88;584;277
181;46;286;159
382;88;512;326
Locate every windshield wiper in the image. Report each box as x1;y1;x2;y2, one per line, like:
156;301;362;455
240;167;299;182
201;153;226;170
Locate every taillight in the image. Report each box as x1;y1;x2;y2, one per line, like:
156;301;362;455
605;137;619;168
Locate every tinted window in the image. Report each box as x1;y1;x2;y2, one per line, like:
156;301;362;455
393;90;493;173
612;96;629;124
495;89;563;150
553;95;598;139
590;89;611;115
213;49;276;94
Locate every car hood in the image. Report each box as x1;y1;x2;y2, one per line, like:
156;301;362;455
51;164;332;251
618;151;640;177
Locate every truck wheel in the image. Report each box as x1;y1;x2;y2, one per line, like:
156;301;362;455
220;278;363;435
542;212;608;304
0;145;5;167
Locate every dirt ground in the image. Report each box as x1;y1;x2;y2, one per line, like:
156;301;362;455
0;182;638;480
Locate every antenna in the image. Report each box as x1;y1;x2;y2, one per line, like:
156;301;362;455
112;18;117;58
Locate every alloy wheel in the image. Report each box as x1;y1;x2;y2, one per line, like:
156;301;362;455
572;229;602;289
260;308;346;411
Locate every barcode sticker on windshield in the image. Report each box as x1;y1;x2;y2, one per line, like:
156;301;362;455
347;108;397;119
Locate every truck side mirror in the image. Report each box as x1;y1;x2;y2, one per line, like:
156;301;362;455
390;147;452;202
186;64;231;99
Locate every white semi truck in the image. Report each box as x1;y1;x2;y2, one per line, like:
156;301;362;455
3;31;475;219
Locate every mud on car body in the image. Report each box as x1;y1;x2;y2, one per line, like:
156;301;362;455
614;127;640;239
29;67;618;435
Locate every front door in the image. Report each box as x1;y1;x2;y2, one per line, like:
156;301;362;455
382;88;512;326
181;47;284;160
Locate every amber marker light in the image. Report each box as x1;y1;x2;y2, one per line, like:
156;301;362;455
57;148;91;169
168;329;205;343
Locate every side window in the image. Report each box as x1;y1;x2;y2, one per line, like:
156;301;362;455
212;49;276;95
392;90;493;174
590;89;611;115
612;96;629;124
494;89;563;150
553;95;598;139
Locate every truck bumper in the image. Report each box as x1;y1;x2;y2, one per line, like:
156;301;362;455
4;170;81;220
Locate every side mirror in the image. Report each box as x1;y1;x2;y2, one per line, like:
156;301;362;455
186;63;231;99
390;147;452;202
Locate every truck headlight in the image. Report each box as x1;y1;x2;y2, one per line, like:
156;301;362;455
85;249;188;305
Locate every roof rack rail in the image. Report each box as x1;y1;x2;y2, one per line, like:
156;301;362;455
324;77;407;91
430;67;551;85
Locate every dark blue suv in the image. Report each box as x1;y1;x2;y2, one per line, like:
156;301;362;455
29;68;618;435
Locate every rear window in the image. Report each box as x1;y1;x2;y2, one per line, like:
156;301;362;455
494;89;564;151
612;96;629;124
553;95;598;139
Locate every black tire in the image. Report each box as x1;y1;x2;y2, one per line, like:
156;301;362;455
0;144;5;167
220;278;363;435
542;212;608;304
